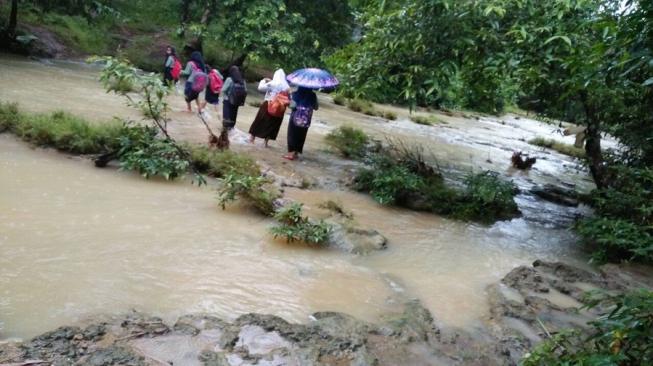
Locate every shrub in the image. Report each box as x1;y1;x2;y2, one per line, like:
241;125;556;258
576;218;652;263
528;137;586;159
248;100;262;108
117;125;189;180
576;165;653;263
0;103;123;154
453;171;519;222
270;203;331;244
410;115;445;126
354;140;518;223
333;94;346;106
187;144;260;178
522;290;653;366
216;172;279;216
383;111;398;120
325;125;370;159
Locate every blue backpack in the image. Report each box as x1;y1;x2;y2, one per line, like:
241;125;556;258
292;105;313;128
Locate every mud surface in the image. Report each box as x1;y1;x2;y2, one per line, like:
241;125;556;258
1;261;650;366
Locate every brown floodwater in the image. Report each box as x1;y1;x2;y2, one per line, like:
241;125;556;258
1;54;594;340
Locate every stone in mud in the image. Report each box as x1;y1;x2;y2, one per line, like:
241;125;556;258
326;219;388;254
85;345;145;366
530;184;579;207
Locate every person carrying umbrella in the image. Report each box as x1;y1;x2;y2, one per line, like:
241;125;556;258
283;68;338;161
284;86;318;160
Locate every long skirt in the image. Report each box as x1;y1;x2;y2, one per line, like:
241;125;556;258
205;87;220;105
249;102;283;140
223;100;239;129
287;119;309;154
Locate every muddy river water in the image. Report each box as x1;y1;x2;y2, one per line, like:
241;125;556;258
1;54;594;340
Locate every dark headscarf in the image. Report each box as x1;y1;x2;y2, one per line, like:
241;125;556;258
228;65;243;83
190;51;207;73
292;87;317;109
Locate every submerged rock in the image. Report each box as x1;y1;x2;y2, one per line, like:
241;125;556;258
327;222;388;254
530;184;579;207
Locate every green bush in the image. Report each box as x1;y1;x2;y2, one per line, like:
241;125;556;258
0;103;122;154
187;144;260;178
522;290;653;366
528;137;586;159
270;203;331;244
453;171;519;222
575;165;653;263
116;125;189;180
325;125;370;159
216;172;279;216
354;140;518;223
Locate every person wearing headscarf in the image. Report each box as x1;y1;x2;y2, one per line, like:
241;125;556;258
284;87;319;160
203;64;223;114
180;51;207;113
248;69;291;146
220;65;246;129
163;46;177;84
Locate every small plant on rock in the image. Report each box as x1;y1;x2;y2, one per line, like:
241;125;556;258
325;125;370;159
217;172;279;216
270;203;331;244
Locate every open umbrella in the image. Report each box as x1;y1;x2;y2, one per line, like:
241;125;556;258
286;68;339;90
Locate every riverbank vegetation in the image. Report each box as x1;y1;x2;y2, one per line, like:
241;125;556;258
270;203;331;244
522;290;653;365
528;137;585;159
326;126;519;223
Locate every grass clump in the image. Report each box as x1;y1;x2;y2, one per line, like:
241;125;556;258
528;137;586;159
383;111;398;120
187;144;260;178
325;125;370;159
270;203;332;244
319;200;354;219
248;100;262;108
40;13;113;55
522;290;653;366
410;114;445;126
333;94;346;106
0;102;123;154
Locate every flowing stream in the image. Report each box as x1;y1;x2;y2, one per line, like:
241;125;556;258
1;54;593;340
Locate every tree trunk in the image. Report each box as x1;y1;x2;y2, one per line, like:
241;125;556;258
195;0;217;51
580;91;606;189
7;0;18;38
180;0;192;36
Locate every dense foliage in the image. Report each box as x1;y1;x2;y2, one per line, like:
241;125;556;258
522;290;653;366
576;165;653;263
328;127;519;223
270;203;331;244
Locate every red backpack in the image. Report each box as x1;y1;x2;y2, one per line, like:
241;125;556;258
208;69;223;94
170;57;182;80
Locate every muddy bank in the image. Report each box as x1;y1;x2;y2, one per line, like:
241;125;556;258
2;261;650;366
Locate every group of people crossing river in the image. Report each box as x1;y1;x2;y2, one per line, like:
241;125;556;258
163;46;320;161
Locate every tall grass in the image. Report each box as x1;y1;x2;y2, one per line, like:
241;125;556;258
529;137;586;158
325;125;370;159
0;102;123;154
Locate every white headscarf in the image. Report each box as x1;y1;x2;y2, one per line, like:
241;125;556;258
271;68;290;92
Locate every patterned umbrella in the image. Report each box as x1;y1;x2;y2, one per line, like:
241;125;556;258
286;68;339;90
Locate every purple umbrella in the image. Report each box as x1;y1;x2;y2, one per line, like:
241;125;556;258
286;68;339;90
